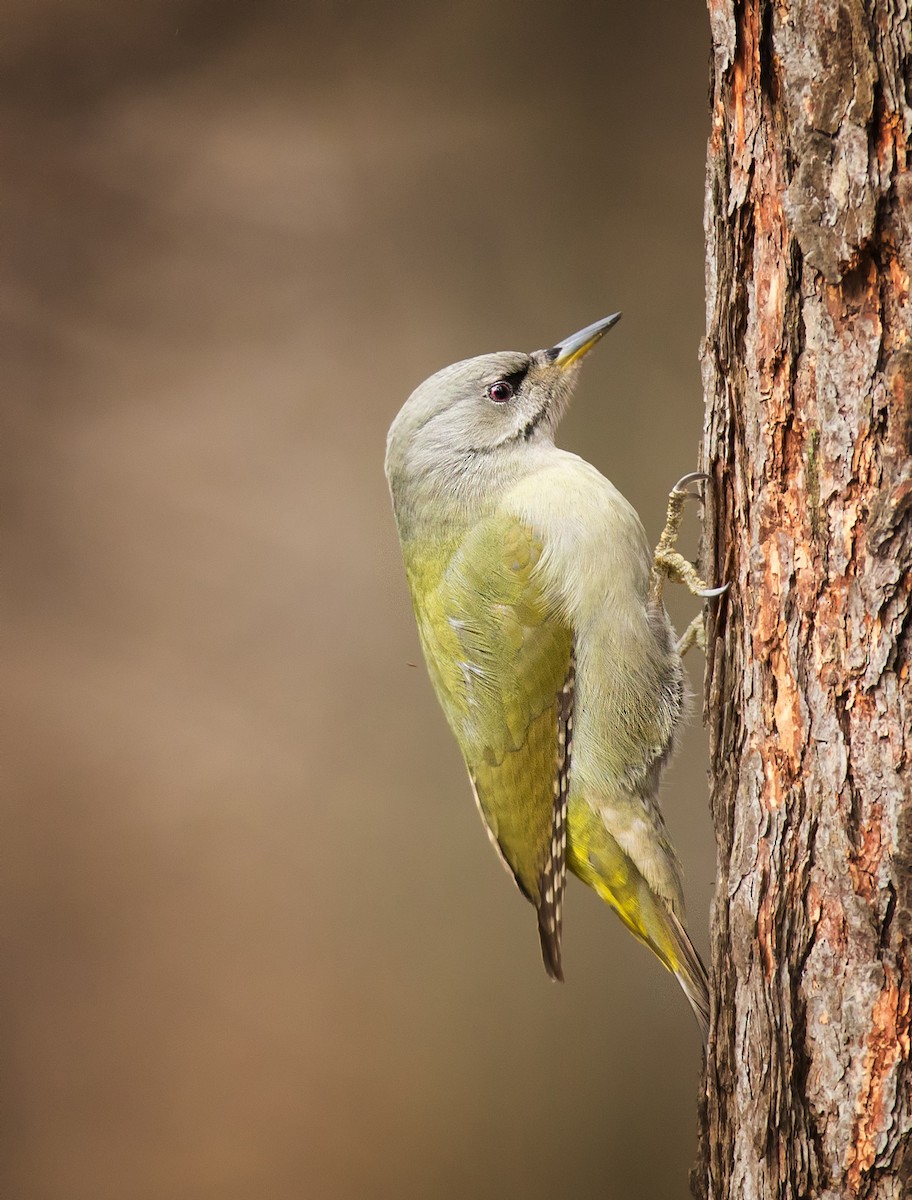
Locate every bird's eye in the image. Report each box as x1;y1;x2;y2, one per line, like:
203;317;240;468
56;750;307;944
487;380;514;404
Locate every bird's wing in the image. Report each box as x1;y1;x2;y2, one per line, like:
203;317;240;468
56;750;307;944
415;513;574;980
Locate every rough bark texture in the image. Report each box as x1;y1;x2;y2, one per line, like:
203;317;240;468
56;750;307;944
697;2;912;1198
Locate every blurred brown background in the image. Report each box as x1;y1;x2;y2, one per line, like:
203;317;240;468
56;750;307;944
2;2;714;1197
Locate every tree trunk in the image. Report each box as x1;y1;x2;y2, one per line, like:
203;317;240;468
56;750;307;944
696;2;912;1198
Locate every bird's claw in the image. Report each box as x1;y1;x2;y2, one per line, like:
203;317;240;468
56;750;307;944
695;581;730;599
671;471;710;503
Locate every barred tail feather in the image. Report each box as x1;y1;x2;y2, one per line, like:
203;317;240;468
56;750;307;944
537;910;564;982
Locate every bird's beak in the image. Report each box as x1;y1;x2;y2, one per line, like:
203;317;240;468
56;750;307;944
549;313;622;369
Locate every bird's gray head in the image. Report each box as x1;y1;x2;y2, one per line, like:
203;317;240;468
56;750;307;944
384;314;621;499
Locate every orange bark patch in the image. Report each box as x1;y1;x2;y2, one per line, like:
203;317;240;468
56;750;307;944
753;535;805;775
848;793;884;904
771;648;804;765
887;256;909;311
763;753;783;812
752;153;789;393
732;47;746;163
726;0;762;195
710;97;726;155
807;879;849;965
806;880;823;926
875;102;909;175
846;971;907;1188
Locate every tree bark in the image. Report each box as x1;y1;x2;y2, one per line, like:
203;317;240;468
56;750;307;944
696;2;912;1198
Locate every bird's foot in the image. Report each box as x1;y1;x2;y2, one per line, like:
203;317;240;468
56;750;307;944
676;614;705;656
650;473;729;606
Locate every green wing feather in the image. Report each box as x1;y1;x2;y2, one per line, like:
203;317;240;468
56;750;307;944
406;514;573;978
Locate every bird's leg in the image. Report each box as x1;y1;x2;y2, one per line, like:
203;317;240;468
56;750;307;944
676;614;705;656
650;472;728;607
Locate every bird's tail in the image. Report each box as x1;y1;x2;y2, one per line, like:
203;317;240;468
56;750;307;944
665;909;710;1042
614;889;711;1043
569;828;710;1040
